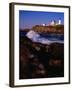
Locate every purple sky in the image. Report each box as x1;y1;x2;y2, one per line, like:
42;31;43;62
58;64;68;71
19;10;64;29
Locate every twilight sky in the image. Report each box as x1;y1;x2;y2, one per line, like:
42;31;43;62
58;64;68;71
19;10;64;29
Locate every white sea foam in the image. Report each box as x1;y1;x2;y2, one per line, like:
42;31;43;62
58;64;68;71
26;30;64;45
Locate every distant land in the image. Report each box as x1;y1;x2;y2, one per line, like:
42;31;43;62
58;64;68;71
20;24;64;34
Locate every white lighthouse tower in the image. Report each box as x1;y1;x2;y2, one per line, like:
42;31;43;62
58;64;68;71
58;19;61;25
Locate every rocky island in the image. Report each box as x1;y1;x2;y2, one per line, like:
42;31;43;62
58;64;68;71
32;25;64;34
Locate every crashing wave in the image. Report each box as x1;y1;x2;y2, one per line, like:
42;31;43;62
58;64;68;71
26;30;64;45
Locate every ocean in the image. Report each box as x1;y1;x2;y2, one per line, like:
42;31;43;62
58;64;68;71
20;31;64;44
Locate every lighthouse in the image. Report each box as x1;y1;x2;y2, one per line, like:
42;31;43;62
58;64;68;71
58;19;61;25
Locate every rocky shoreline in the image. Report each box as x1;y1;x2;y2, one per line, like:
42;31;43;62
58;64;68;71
21;25;64;34
19;36;64;79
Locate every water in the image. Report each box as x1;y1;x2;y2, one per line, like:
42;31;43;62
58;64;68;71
20;31;27;37
40;33;64;41
20;31;64;44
